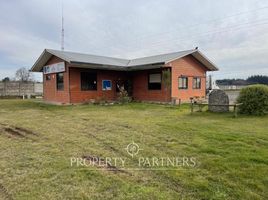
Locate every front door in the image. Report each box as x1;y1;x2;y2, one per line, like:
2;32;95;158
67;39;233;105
116;79;132;97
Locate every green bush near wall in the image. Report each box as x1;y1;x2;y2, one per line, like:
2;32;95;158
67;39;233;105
237;84;268;115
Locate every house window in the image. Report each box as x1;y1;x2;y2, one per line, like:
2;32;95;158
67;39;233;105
81;72;97;91
102;80;112;90
148;73;161;90
178;76;188;89
46;74;51;81
193;77;201;89
56;73;64;90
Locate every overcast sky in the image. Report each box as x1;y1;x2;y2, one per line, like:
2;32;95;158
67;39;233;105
1;0;268;81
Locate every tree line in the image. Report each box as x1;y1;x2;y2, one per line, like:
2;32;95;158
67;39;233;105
216;75;268;85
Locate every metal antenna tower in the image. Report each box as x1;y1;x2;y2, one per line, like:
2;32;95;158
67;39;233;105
61;1;64;51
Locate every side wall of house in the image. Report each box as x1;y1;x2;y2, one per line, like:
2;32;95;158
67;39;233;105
168;55;207;102
69;67;127;103
132;69;171;102
43;56;70;104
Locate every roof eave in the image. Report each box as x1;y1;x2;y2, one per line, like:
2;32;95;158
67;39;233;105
192;50;219;71
30;49;72;72
30;49;48;72
127;63;165;71
164;49;219;71
70;61;128;71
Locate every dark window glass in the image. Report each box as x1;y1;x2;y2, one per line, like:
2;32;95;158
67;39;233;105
46;74;51;81
148;73;161;90
193;77;201;89
56;73;64;90
81;72;97;91
178;77;188;89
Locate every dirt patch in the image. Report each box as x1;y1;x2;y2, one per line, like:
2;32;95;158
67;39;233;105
109;146;119;152
118;124;132;129
0;123;38;139
4;128;25;138
82;155;131;175
13;127;37;135
0;183;13;200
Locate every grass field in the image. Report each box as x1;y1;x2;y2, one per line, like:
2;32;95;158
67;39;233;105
0;100;267;200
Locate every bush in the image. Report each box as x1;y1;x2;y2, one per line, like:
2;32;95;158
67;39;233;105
117;86;131;104
237;84;268;115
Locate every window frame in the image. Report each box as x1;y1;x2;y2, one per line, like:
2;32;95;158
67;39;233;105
148;73;162;90
56;72;64;91
46;74;51;81
80;72;97;91
193;77;201;89
178;76;188;89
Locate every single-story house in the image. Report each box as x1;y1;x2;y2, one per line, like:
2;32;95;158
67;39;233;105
31;48;218;104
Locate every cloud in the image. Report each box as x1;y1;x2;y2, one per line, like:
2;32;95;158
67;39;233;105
0;0;268;80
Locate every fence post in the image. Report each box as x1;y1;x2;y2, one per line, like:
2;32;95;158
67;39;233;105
190;98;194;114
4;81;6;96
234;104;237;118
19;82;21;97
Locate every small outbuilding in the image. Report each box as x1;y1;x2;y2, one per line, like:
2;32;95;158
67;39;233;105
31;48;218;104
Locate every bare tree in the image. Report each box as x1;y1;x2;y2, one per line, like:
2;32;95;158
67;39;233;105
15;67;32;82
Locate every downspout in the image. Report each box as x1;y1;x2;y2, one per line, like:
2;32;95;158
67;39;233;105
68;63;71;104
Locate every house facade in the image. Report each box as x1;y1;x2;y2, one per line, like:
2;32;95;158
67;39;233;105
31;48;218;104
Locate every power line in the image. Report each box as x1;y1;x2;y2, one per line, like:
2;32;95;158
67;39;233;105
122;19;268;55
121;4;268;47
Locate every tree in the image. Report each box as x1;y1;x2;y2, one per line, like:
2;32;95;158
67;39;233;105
15;67;31;82
216;78;248;85
162;69;171;102
247;75;268;85
2;77;10;82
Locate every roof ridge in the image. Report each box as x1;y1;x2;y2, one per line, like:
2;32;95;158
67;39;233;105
129;49;197;60
46;48;197;61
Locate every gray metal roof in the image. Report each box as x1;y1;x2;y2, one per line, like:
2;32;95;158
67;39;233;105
31;48;218;72
128;49;196;66
48;49;130;66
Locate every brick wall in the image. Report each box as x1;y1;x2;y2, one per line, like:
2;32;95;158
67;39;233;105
69;67;127;103
167;55;207;102
42;55;208;104
132;69;171;102
43;56;70;104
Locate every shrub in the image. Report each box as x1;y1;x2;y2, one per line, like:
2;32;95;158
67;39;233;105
237;84;268;115
117;86;131;104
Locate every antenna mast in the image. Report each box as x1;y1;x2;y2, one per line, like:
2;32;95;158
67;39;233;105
61;1;64;51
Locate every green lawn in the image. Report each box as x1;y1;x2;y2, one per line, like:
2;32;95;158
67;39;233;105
0;100;267;200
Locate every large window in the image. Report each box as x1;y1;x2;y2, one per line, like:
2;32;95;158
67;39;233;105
193;77;201;89
56;73;64;90
178;76;188;89
148;73;161;90
81;72;97;91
